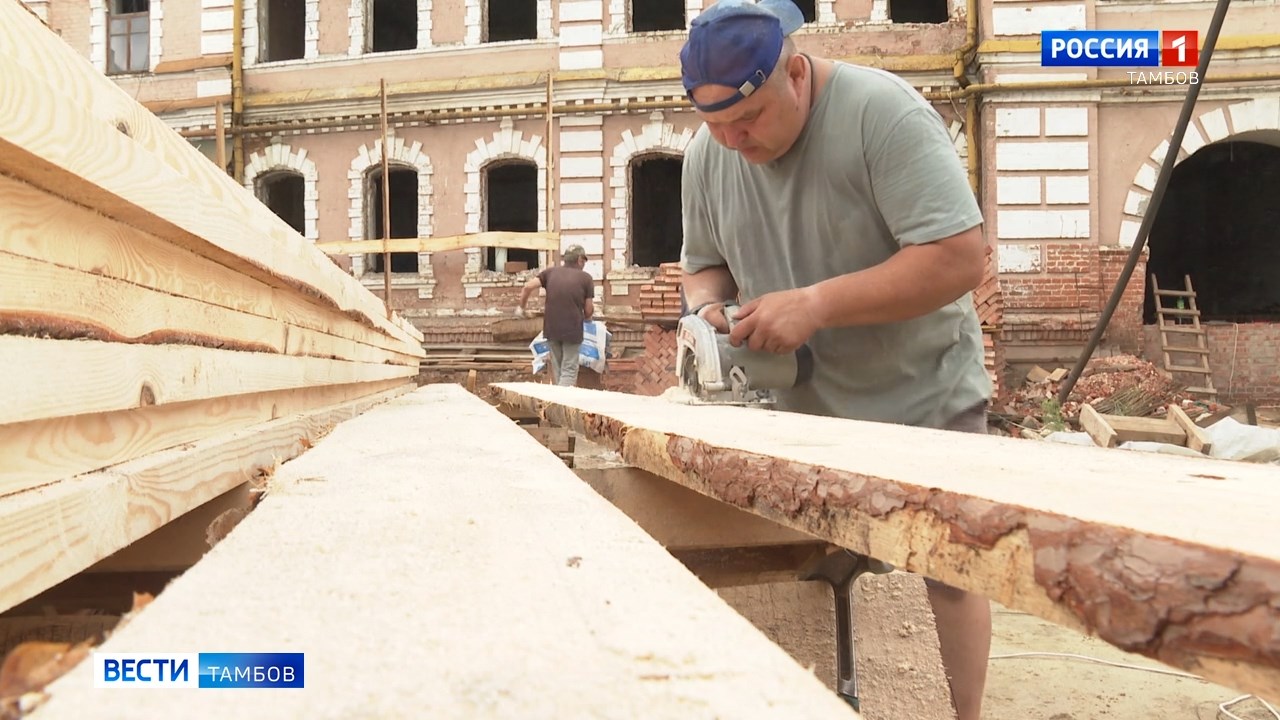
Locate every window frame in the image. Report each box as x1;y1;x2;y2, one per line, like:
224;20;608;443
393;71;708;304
106;0;150;75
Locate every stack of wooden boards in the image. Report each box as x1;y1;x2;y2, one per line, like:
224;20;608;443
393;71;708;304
419;343;533;372
0;2;425;615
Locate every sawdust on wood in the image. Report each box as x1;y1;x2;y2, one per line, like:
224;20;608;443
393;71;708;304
659;386;700;405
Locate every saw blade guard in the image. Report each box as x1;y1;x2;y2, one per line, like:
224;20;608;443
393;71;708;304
676;313;730;395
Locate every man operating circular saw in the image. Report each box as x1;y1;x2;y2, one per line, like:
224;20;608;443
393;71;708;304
677;1;994;718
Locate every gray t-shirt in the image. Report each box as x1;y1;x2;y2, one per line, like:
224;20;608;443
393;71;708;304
680;62;991;429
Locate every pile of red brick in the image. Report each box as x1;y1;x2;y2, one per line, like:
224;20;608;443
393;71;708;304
975;248;1007;401
638;263;685;324
974;249;1004;328
983;332;1006;402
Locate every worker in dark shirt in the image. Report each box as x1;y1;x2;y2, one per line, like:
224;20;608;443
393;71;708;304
517;245;595;387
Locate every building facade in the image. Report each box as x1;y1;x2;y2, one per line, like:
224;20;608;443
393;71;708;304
25;0;1280;401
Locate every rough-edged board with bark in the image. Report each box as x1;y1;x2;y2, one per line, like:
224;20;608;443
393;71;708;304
493;382;1280;704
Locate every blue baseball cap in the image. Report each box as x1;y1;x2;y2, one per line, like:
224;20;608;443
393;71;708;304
680;0;806;113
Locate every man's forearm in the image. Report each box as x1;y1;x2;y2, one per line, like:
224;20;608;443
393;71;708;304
681;266;738;310
809;230;985;329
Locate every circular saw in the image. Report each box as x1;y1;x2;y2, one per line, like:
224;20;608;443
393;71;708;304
675;303;814;406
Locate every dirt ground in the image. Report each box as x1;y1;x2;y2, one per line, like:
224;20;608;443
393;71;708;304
984;605;1274;720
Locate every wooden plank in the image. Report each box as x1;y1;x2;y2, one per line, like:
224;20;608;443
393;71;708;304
0;175;425;362
670;543;830;589
1079;404;1117;448
0;378;411;489
1168;405;1213;454
0;251;418;367
0;385;412;614
0;616;119;660
523;426;571;453
0;21;421;346
4;570;174;617
1105;415;1186;445
152;54;233;74
574;467;821;551
495;403;542;423
493;382;1280;702
314;232;561;256
29;386;859;719
88;483;254;573
1165;363;1213;375
422;363;531;370
490;316;545;343
1;336;416;431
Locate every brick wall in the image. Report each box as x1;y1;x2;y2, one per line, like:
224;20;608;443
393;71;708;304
599;327;678;395
1001;242;1104;314
1099;248;1147;355
1144;322;1280;403
998;244;1147;351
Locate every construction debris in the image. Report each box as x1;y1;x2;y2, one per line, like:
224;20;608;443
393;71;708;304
999;354;1229;436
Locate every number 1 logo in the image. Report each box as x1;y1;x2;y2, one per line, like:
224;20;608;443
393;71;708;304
1162;30;1198;67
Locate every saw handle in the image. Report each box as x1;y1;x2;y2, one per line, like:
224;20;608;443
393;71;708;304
688;301;736;334
719;303;741;333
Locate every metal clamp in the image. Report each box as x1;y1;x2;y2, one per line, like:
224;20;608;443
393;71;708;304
799;548;895;711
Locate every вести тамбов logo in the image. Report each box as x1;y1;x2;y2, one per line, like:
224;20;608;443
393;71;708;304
93;652;305;689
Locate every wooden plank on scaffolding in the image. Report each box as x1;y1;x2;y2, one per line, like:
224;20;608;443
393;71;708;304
0;251;417;367
0;378;410;489
0;17;420;346
0;336;416;433
492;383;1280;703
28;386;858;719
0;174;424;362
0;385;412;615
314;231;561;256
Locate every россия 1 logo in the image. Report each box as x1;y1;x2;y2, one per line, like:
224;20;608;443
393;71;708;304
1041;30;1200;85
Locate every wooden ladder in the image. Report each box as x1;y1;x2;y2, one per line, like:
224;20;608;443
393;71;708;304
1151;274;1217;399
